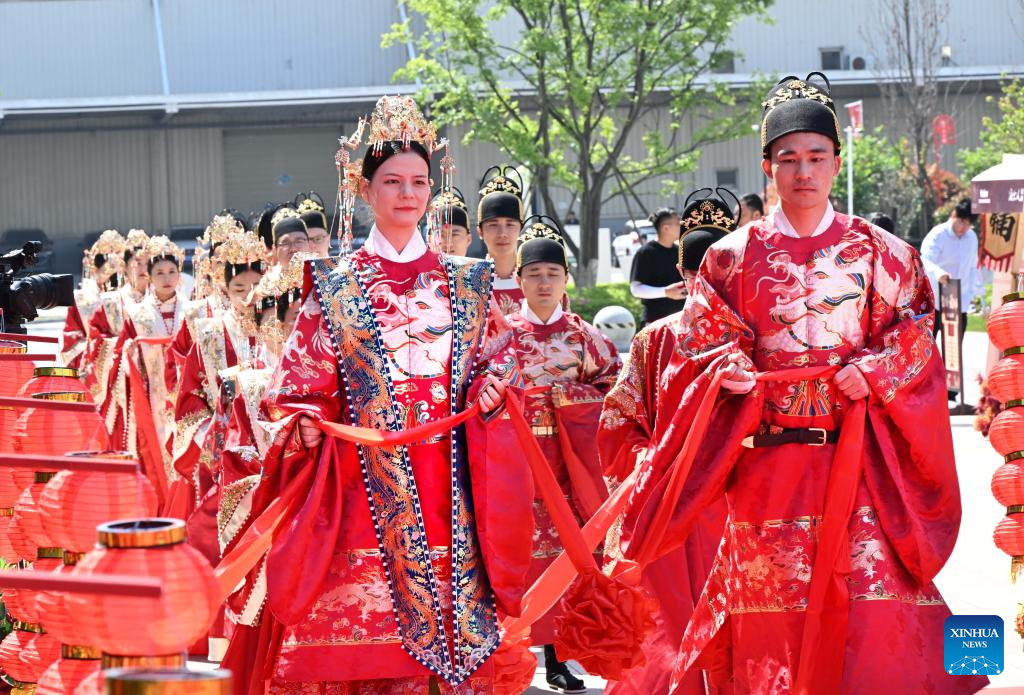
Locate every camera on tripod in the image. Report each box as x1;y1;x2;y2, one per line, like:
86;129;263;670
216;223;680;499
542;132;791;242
0;241;75;334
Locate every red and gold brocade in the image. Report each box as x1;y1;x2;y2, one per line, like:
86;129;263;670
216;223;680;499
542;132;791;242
611;212;984;694
60;279;102;369
491;276;525;317
222;248;530;694
82;284;144;402
598;315;728;695
504;308;621;644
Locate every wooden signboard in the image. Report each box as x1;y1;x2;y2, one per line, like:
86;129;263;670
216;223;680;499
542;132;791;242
940;279;969;412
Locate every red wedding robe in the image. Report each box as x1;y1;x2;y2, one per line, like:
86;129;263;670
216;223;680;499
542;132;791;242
504;306;621;645
620;210;985;694
599;315;728;695
223;247;533;694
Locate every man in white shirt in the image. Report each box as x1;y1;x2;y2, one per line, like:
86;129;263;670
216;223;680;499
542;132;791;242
920;197;982;339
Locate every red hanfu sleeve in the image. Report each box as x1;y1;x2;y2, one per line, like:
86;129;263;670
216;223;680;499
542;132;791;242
60;304;88;369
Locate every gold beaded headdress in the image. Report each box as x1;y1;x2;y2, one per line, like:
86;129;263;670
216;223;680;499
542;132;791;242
211;231;269;288
84;229;126;280
334;95;450;254
125;228;150;252
253;251;314;345
203;214;245;247
144;235;186;268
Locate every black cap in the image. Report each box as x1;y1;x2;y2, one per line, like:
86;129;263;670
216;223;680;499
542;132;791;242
294;192;328;230
255;202;278;249
678;187;738;271
478;165;524;223
761;72;842;158
270;205;308;245
516;215;569;273
431;186;470;229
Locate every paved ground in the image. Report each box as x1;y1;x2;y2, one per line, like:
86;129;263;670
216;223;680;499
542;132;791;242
20;311;1022;691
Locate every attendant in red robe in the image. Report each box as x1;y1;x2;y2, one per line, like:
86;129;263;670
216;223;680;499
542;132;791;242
617;74;984;694
169;214;243;377
83;229;149;404
101;236;187;502
599;189;738;695
61;230;123;369
477;166;526;315
505;216;622;693
223;96;532;695
171;231;267;552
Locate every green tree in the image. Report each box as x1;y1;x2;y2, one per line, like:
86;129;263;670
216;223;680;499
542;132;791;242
834;127;922;239
958;79;1024;181
385;0;771;287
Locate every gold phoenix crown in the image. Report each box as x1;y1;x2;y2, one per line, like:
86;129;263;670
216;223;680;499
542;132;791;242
144;235;186;267
125;228;150;250
203;214;244;246
212;231;269;269
367;95;439;154
90;230;126;258
255;251;313;302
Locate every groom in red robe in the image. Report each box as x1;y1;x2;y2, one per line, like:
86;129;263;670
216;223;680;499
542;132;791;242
609;73;986;694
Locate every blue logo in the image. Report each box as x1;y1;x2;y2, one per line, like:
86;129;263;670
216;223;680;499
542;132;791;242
944;615;1003;676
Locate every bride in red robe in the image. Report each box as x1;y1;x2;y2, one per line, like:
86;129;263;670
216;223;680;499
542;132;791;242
61;230;123;369
222;96;532;695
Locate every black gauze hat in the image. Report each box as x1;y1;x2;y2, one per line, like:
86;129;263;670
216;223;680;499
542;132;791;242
431;186;470;230
294;192;328;230
516;215;569;273
679;187;738;271
478;165;524;223
270;205;308;244
761;72;842;158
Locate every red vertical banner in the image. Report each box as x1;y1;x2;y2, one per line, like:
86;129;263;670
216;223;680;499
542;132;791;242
845;100;864;137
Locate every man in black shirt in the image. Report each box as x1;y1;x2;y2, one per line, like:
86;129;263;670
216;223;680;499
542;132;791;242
629;207;687;325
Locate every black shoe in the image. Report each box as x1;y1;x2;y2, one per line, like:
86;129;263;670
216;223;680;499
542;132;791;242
543;644;588;694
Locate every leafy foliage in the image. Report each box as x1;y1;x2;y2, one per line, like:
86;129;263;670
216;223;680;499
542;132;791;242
567;281;642;325
958;79;1024;181
385;0;772;286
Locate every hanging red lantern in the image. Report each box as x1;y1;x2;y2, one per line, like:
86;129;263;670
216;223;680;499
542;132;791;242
993;462;1024;510
102;669;231;694
35;653;101;695
989;407;1024;458
20;367;89;400
35;553;91;648
67;518;219;662
70;668;102;695
995;514;1024;556
0;340;35;396
990;294;1024;352
14;393;108;478
0;625;62;687
0;510;19;563
40;454;158;554
989;355;1024;405
0;340;34;454
11;472;60;561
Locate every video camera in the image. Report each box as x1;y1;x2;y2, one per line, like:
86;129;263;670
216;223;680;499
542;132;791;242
0;241;75;334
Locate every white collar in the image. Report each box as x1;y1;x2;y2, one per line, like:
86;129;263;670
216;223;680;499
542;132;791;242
364;225;427;263
769;202;836;239
521;300;563;326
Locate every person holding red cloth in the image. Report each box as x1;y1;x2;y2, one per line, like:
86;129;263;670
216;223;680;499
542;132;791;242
607;73;984;694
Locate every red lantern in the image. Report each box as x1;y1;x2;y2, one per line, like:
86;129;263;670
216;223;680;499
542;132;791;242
0;340;35;396
0;626;61;685
20;367;89;400
989;355;1024;405
990;295;1024;352
13;392;108;480
35;653;101;695
67;518;219;661
40;456;158;554
989;407;1024;458
71;668;102;695
993;462;1024;510
11;473;60;560
0;511;19;564
995;514;1024;556
35;555;90;648
0;340;34;454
